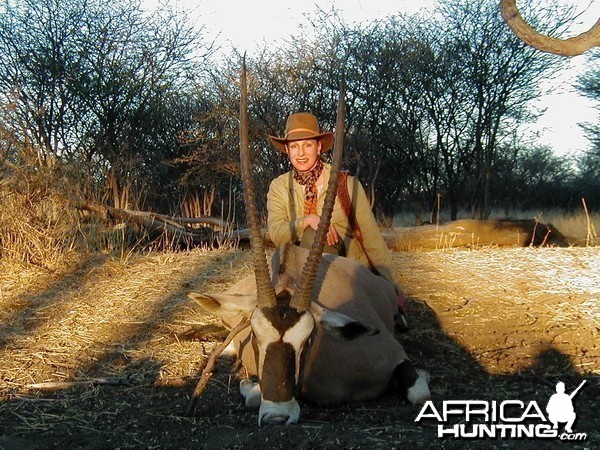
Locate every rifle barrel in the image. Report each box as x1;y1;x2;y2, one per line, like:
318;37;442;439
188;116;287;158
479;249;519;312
569;380;587;399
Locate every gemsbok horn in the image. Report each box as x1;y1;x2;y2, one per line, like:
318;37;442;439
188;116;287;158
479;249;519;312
188;61;430;426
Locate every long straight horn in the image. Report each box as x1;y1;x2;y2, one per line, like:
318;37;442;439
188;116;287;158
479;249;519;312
290;81;346;312
239;58;276;308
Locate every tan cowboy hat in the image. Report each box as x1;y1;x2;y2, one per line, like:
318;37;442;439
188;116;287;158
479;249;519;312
269;112;334;153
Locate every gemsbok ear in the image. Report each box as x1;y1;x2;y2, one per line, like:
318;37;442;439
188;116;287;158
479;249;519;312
188;293;254;317
310;304;380;340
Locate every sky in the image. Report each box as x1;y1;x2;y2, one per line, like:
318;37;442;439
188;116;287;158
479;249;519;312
144;0;599;157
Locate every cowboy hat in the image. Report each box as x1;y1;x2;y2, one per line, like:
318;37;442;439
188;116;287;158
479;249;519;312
269;112;334;153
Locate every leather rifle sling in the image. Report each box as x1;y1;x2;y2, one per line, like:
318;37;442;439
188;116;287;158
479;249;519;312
337;171;380;276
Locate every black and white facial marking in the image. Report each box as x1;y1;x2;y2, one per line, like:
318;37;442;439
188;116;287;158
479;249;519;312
250;304;315;425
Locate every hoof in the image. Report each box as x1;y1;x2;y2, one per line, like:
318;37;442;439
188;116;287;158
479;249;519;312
407;369;430;405
240;379;261;408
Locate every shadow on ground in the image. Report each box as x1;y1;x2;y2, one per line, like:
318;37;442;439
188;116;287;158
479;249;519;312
0;250;598;449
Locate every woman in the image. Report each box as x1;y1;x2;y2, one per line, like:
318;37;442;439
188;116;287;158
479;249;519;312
266;112;408;329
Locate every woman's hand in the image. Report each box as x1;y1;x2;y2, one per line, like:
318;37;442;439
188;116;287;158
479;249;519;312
302;215;339;247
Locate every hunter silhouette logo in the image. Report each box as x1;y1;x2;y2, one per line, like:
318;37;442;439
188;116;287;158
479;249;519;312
415;379;588;441
546;380;586;433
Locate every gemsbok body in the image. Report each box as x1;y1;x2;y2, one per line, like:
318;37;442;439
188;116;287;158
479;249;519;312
190;243;430;424
189;63;430;425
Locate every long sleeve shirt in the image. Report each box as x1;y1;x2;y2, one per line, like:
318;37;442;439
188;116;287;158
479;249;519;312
266;163;396;285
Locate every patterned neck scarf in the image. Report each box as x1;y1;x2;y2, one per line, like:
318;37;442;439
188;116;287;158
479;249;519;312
293;158;323;203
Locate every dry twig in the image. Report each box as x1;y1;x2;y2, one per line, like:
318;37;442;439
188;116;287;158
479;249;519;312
185;318;250;416
26;377;131;390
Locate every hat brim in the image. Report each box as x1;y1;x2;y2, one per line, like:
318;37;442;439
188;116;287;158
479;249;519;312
269;132;334;153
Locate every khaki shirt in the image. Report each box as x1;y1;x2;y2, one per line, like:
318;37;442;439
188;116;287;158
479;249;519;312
266;163;396;284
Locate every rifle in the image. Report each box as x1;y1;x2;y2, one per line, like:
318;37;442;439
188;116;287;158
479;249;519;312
569;380;587;399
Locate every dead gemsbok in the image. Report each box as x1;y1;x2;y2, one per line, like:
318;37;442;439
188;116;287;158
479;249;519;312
187;65;430;425
500;0;600;56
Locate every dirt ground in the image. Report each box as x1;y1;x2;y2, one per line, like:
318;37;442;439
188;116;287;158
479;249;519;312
0;246;598;449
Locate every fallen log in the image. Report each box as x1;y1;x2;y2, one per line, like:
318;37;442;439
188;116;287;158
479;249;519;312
380;219;568;251
72;198;272;248
72;200;570;251
73;199;225;246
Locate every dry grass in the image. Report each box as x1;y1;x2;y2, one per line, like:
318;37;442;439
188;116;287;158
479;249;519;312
1;246;597;393
0;172;236;272
546;209;599;246
393;209;600;246
0;189;81;270
0;246;598;447
393;247;600;376
0;248;253;396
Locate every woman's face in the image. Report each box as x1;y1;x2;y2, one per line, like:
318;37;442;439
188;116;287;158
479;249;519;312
286;139;322;172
